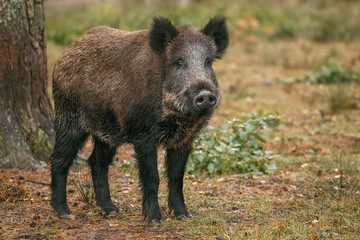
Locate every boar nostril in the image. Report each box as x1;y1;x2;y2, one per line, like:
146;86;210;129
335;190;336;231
194;90;217;110
209;96;215;104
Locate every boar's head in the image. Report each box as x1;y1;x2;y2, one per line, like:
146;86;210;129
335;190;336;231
149;16;229;118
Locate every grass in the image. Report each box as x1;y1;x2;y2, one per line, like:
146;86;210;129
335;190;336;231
278;60;360;113
166;154;359;239
1;149;359;239
69;169;94;206
324;83;357;113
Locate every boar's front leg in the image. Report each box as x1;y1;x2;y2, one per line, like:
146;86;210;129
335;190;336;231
134;143;162;223
88;138;118;215
166;147;193;220
50;117;89;216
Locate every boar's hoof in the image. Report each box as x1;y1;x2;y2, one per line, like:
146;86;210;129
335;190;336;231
150;219;161;225
51;202;71;217
143;214;164;224
176;213;193;221
100;204;120;216
168;206;192;220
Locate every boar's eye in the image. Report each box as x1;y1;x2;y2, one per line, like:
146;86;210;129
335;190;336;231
205;58;213;68
175;58;185;68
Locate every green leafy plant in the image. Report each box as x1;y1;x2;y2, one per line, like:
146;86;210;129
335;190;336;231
187;112;279;175
278;60;359;112
279;60;360;84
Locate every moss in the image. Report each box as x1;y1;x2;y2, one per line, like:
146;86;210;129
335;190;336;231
13;106;53;164
32;127;53;163
0;0;22;25
0;132;7;159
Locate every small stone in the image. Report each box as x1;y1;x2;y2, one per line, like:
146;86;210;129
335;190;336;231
217;177;225;182
311;219;319;225
301;163;309;168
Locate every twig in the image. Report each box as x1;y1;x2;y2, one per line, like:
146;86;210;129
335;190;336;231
15;233;46;239
25;179;50;186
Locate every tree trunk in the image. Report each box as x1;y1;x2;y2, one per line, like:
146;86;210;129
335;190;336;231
0;0;54;169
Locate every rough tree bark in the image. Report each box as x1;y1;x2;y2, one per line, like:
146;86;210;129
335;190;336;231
0;0;54;169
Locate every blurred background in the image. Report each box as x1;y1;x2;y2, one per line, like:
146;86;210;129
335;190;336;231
45;0;360;45
45;0;360;170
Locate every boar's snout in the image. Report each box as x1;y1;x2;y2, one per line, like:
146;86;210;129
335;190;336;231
194;90;217;111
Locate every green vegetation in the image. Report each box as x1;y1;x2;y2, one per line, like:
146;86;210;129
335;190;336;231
278;60;360;112
188;112;279;175
325;83;357;113
70;170;94;205
280;60;360;84
45;0;360;45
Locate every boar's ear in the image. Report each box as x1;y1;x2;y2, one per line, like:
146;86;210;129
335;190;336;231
202;16;229;58
150;16;179;54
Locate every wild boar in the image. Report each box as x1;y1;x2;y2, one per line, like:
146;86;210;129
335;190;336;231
50;16;228;223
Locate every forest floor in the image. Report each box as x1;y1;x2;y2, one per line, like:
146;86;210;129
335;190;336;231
1;38;360;239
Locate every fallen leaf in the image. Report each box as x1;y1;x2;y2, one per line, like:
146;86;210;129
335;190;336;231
273;136;281;141
217;177;226;182
290;146;298;152
108;221;119;227
279;224;284;231
236;19;248;28
301;163;309;168
312;219;319;225
311;234;318;240
192;181;199;186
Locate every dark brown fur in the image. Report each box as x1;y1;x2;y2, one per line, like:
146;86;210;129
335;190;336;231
50;17;229;223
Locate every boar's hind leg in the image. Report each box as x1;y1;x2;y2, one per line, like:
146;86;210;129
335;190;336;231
88;138;118;215
50;120;88;216
134;143;163;223
166;147;193;220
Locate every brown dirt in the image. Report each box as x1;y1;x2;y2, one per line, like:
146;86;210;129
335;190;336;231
1;154;359;239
